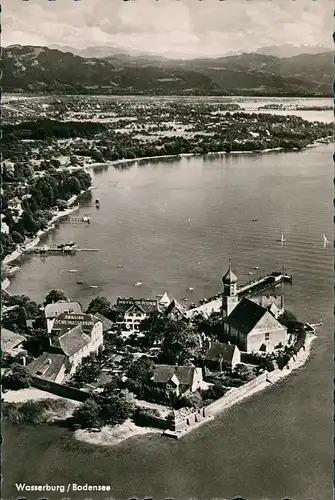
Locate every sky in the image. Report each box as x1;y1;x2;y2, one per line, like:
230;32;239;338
2;0;333;58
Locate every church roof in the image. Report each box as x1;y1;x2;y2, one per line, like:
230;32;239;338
225;298;267;335
222;261;238;284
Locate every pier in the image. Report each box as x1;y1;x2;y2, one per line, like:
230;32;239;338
24;247;99;255
236;271;292;298
61;216;92;224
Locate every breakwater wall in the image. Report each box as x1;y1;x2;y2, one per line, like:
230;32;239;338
31;377;91;402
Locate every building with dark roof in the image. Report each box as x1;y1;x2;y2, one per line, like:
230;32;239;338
27;352;68;383
45;301;82;333
114;297;159;335
1;328;26;357
223;297;287;353
205;341;241;371
153;364;203;396
93;312;115;333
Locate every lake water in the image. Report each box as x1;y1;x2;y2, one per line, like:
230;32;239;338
3;140;333;498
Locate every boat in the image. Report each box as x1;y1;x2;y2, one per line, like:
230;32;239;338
95;199;100;207
68;269;78;273
248;272;253;275
68;241;77;247
134;281;142;287
280;233;286;243
183;297;188;301
254;266;259;270
323;234;329;245
89;285;98;289
117;265;123;268
82;215;91;223
252;218;258;222
76;281;84;285
188;287;194;291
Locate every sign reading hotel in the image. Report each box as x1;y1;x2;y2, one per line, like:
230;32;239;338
117;298;157;307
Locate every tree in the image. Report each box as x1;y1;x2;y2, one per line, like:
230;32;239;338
160;324;200;365
10;230;25;244
126;357;155;395
139;311;180;347
2;363;32;390
73;398;103;429
97;390;135;426
233;364;255;382
44;289;69;306
86;296;111;317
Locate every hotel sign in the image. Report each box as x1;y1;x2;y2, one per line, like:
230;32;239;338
117;298;157;307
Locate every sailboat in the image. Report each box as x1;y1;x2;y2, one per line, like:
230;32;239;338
323;234;329;245
280;233;286;243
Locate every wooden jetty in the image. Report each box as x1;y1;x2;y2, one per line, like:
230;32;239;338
237;271;292;298
62;216;91;224
24;247;99;255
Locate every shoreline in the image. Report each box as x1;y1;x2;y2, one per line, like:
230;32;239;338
74;333;317;447
83;137;332;171
2;187;94;285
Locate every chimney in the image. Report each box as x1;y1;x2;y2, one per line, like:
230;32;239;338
21;356;26;367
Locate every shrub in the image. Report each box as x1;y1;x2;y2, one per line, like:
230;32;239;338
133;407;161;427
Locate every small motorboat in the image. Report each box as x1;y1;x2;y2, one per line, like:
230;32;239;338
183;297;188;301
252;218;258;221
89;285;98;289
188;287;194;291
68;269;78;273
254;266;259;270
134;281;142;287
248;272;253;276
76;281;84;285
117;265;123;268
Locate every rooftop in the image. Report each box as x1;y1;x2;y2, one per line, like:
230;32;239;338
153;364;197;387
27;352;68;382
53;324;92;357
206;342;238;362
225;298;268;335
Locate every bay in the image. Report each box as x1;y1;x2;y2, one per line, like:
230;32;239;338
3;138;333;499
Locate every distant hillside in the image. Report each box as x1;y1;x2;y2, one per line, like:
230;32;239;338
254;44;333;58
2;45;332;96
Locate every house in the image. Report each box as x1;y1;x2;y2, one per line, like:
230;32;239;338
51;324;99;374
1;328;26;357
51;312;103;341
27;319;104;384
114;297;159;334
164;299;188;321
222;297;287;353
205;341;241;371
45;301;82;333
93;312;115;334
153;364;203;396
27;352;68;383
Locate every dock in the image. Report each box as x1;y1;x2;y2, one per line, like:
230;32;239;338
237;271;292;298
62;217;92;224
24;247;99;255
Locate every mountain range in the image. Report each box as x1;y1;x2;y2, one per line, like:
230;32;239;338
2;45;332;96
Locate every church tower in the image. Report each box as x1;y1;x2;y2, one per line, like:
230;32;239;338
222;260;239;318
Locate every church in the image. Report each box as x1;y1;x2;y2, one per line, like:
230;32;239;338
220;261;287;353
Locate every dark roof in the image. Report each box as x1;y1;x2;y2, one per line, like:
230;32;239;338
222;262;238;284
206;342;238;362
53;325;91;357
115;298;158;314
153;364;196;386
93;312;115;332
164;299;187;318
27;352;67;382
1;328;26;353
51;312;97;334
225;298;267;335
